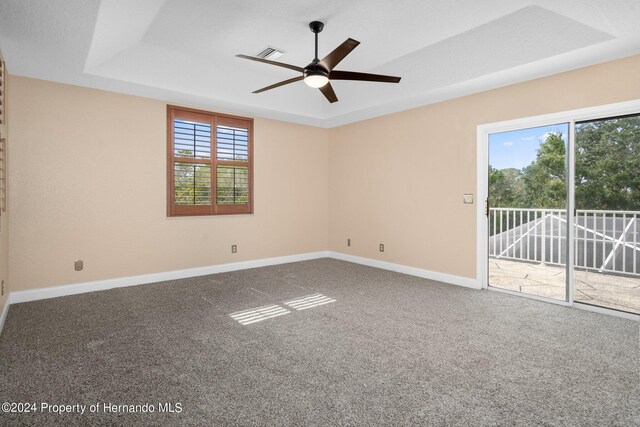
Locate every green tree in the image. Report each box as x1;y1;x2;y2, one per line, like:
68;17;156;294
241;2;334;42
488;166;525;208
216;166;248;205
575;116;640;210
522;132;566;209
174;149;211;205
174;150;248;206
488;116;640;211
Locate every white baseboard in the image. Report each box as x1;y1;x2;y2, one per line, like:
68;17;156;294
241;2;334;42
7;250;479;308
9;251;330;305
2;251;635;336
0;250;479;336
0;298;9;336
328;251;481;290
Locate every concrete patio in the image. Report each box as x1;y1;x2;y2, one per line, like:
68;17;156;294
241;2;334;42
489;258;640;314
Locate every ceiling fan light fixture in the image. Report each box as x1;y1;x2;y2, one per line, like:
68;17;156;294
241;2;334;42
304;73;329;88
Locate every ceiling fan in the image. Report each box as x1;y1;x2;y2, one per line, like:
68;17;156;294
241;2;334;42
236;21;401;103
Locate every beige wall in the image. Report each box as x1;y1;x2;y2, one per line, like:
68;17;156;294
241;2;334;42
5;54;640;294
329;54;640;279
7;77;329;291
0;50;8;313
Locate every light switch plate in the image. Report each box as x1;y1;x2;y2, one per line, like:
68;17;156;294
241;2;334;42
463;194;474;204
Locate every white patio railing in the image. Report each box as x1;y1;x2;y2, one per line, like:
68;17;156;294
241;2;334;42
489;208;640;277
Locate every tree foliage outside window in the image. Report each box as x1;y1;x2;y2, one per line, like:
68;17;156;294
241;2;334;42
575;116;640;210
174;150;211;205
489;116;640;211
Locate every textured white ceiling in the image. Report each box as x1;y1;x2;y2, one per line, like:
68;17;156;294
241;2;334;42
1;0;639;127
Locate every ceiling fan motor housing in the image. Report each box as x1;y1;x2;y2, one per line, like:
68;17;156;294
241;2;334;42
304;60;329;78
303;60;329;88
309;21;324;33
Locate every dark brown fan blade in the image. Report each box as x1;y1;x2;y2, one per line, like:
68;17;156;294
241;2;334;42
319;82;338;103
236;54;304;73
330;70;401;83
320;38;360;71
253;76;304;94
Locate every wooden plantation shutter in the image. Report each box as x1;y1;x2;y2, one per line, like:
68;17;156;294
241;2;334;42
215;117;252;214
167;106;253;216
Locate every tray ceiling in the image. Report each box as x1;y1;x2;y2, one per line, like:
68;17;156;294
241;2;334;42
1;0;639;127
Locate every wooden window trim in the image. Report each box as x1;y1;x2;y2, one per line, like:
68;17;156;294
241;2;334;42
167;105;254;217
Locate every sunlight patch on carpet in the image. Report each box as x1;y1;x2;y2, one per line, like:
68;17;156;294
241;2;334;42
229;304;290;325
284;294;336;311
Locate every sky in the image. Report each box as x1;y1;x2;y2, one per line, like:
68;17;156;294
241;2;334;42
489;123;569;170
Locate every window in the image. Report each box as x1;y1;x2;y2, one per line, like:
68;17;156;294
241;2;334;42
167;105;253;216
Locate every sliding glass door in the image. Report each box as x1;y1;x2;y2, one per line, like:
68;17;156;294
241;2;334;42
485;111;640;315
573;114;640;315
488;123;569;301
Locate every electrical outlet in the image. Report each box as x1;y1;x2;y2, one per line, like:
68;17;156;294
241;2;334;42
463;194;474;204
379;243;384;252
74;260;83;271
231;244;237;254
347;238;351;247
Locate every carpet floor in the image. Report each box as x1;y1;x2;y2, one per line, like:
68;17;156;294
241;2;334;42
0;258;638;426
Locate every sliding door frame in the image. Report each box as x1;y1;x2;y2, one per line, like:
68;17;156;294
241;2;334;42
476;99;640;320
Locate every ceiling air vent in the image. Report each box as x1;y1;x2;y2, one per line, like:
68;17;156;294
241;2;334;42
255;46;285;60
